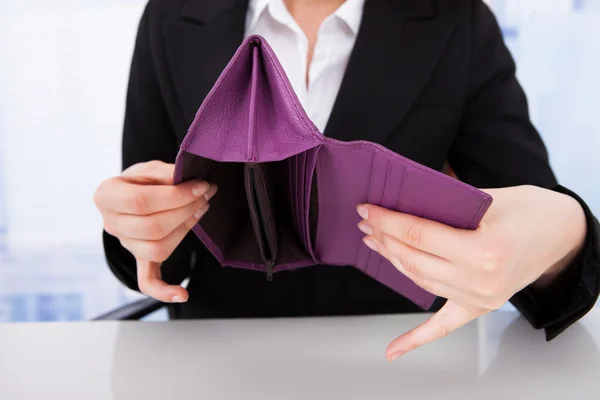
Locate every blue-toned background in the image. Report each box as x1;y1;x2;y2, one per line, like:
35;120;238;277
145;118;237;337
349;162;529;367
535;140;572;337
0;0;599;322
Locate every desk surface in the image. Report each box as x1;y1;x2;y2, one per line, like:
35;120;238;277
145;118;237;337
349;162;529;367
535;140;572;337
1;310;599;400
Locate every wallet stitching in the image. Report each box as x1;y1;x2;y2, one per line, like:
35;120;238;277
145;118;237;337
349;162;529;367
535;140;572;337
373;159;393;278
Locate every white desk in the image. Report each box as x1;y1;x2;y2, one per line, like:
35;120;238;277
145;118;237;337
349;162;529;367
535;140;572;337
1;310;599;400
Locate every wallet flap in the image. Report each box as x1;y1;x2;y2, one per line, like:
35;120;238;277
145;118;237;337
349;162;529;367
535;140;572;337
180;35;323;163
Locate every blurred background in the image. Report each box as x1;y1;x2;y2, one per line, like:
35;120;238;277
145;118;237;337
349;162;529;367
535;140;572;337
0;0;599;322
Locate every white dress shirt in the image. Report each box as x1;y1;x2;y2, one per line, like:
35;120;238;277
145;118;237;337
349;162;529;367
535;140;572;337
245;0;365;133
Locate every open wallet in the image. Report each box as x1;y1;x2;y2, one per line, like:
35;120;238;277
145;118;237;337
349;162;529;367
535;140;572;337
173;35;493;310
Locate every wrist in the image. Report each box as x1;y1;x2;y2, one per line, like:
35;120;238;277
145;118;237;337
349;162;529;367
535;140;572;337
536;193;587;288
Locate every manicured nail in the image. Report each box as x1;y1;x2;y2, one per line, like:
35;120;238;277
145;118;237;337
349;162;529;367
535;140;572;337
171;295;187;303
194;203;209;219
357;222;372;235
363;237;378;252
204;185;218;201
357;205;369;220
192;182;210;197
388;352;403;362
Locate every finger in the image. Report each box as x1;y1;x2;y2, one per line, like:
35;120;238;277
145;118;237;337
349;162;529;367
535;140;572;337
106;198;207;240
136;258;189;303
360;224;457;282
365;237;496;310
365;235;498;309
98;178;211;215
363;235;460;299
356;204;474;261
120;208;209;263
385;300;485;361
121;161;175;185
106;185;217;240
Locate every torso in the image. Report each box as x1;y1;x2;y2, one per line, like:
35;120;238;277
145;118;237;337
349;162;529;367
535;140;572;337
283;0;346;76
245;0;365;132
140;0;531;319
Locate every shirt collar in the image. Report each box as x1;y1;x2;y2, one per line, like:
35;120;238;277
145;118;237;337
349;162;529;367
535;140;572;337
247;0;271;32
247;0;365;35
334;0;365;35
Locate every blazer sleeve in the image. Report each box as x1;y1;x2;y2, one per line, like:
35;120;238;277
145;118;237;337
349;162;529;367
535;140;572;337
103;1;196;292
448;0;600;339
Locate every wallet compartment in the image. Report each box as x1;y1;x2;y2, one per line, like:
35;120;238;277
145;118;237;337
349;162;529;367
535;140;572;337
245;163;278;278
178;151;315;274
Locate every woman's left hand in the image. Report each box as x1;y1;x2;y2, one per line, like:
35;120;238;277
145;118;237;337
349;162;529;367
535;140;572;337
356;185;587;361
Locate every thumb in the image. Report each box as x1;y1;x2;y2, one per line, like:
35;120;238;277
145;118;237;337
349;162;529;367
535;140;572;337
136;258;189;303
386;300;485;361
122;161;175;186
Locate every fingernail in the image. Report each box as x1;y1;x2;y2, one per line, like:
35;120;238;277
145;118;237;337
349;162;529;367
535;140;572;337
192;182;210;197
194;203;209;219
171;295;187;303
389;351;403;362
357;222;372;235
363;237;378;252
357;205;368;220
204;185;218;201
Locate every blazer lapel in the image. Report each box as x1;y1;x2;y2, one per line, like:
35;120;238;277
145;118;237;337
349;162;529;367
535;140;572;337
163;0;249;127
324;0;456;144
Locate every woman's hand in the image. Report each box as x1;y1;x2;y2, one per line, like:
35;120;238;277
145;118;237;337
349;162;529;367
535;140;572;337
94;161;217;303
356;185;587;361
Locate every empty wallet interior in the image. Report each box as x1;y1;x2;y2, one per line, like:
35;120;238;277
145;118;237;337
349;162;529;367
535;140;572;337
178;149;319;271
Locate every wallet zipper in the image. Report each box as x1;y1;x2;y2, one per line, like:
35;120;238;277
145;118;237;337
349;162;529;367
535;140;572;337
265;260;274;281
249;167;276;281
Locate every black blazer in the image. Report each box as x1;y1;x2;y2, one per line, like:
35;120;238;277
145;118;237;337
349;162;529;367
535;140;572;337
104;0;600;339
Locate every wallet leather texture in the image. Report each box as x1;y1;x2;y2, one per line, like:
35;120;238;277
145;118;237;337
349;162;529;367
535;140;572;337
173;35;493;310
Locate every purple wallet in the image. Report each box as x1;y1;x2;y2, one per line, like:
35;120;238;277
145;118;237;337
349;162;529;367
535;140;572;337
173;35;493;310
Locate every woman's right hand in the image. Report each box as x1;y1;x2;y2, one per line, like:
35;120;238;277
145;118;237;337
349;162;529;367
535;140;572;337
94;160;217;303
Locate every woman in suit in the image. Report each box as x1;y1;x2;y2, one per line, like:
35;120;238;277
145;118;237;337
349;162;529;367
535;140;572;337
94;0;600;360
